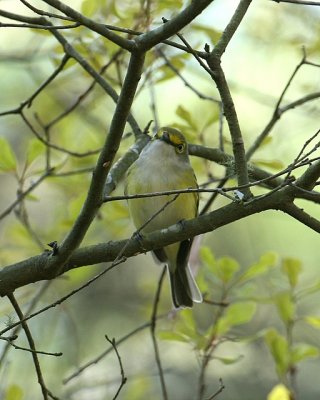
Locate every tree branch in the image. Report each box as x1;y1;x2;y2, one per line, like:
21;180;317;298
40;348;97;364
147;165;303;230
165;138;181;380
0;186;295;297
206;0;253;198
40;0;134;50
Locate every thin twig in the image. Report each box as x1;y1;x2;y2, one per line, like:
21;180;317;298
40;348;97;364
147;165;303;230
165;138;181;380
271;0;320;5
7;293;58;400
150;267;168;400
64;315;166;383
0;335;62;357
105;335;127;399
0;281;52;366
0;169;54;221
0;257;126;337
205;378;225;400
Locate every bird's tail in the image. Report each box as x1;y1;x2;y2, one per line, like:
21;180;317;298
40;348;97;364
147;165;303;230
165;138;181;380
168;263;202;308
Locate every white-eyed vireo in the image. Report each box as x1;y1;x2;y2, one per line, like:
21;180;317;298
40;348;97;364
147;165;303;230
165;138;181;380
125;127;202;308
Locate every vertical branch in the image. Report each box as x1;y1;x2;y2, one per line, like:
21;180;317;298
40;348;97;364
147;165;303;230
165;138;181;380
206;0;253;198
105;335;127;399
48;51;145;271
150;267;168;400
7;293;57;400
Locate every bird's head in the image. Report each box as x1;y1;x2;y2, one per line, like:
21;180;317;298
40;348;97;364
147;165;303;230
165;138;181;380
154;127;188;155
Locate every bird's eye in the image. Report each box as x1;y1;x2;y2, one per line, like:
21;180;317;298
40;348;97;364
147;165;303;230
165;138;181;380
176;144;185;153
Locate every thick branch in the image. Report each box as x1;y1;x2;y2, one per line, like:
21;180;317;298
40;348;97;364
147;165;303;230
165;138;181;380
212;0;252;58
0;188;293;296
47;52;145;271
135;0;215;51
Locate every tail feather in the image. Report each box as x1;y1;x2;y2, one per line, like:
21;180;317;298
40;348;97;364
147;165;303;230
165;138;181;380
169;263;202;308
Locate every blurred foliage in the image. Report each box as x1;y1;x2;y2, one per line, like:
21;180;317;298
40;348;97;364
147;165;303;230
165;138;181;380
0;0;320;399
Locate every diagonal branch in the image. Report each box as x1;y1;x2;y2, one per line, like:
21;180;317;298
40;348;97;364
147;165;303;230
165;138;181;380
0;185;296;297
40;0;134;50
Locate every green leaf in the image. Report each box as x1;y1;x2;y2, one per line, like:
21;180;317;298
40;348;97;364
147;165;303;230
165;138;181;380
264;329;290;376
0;137;17;172
81;0;99;16
304;316;320;329
291;343;319;363
217;256;240;283
215;302;256;335
192;24;221;43
26;139;45;165
176;105;197;131
214;354;243;365
158;331;189;343
275;292;295;323
200;246;216;268
5;384;23;400
267;384;291;400
281;258;302;288
239;252;277;282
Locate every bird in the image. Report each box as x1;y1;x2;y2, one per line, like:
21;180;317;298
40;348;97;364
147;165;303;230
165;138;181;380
125;126;202;308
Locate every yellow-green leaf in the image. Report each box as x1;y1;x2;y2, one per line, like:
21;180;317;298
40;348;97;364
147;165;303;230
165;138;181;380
158;331;189;343
215;302;256;335
0;137;17;172
176;105;197;130
253;159;284;171
275;292;295;323
239;252;277;282
5;384;24;400
267;384;291;400
192;24;221;43
27;139;45;165
264;329;290;376
291;343;319;363
305;316;320;329
200;246;215;266
281;258;302;288
217;256;240;283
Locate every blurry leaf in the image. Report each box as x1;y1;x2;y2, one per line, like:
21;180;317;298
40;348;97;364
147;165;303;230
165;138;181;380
5;385;23;400
267;384;292;400
171;122;197;141
25;193;40;202
124;374;152;400
264;329;290;376
0;137;17;173
297;279;320;299
253;159;284;171
239;252;277;282
176;105;198;131
192;24;221;43
261;136;273;147
281;258;302;288
157;69;177;83
178;309;197;339
214;354;243;365
217;256;240;283
305;316;320;329
26;139;45;165
215;302;256;335
275;292;295;323
157;0;183;11
81;0;99;16
158;331;189;343
291;343;319;363
200;246;216;268
202;108;220;130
